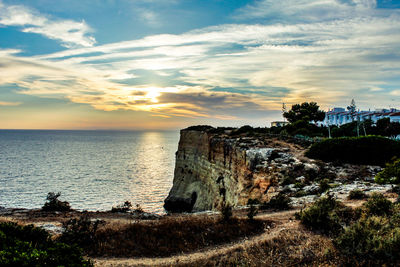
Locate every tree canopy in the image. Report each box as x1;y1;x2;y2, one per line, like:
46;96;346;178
283;102;325;124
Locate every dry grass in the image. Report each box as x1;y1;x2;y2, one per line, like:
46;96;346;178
90;215;268;258
0;218;15;223
175;227;337;267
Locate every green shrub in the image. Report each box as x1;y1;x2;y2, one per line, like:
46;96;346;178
348;189;368;200
266;193;292;210
134;204;144;213
0;222;92;266
362;193;393;216
389;185;400;194
111;201;132;213
333;205;359;225
184;125;214;131
281;176;295;186
294;190;308;197
375;158;400;184
42;192;71;212
247;198;261;205
295;194;342;235
319;178;330;193
59;215;102;251
294;182;304;189
231;125;254;135
334;216;400;264
332;196;400;265
221;204;233;222
306;136;400;165
247;204;258;221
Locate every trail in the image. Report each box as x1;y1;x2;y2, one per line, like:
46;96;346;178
94;209;299;267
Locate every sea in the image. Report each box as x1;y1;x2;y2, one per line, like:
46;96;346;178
0;130;180;214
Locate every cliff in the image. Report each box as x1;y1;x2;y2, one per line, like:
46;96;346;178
164;127;305;212
164;126;386;213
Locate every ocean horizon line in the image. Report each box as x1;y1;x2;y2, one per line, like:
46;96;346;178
0;128;180;132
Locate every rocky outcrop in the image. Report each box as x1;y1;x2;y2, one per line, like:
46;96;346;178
164;128;301;212
164;127;384;212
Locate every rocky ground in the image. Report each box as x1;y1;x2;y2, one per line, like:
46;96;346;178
165;127;395;213
0;208;160;234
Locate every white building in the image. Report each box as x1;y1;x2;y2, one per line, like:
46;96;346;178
390;112;400;123
271;121;289;127
321;108;400;126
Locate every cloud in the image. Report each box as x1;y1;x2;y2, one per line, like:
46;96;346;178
0;101;21;106
1;0;400;120
234;0;378;22
137;8;161;27
0;1;95;47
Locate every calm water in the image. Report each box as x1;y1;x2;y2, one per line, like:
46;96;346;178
0;130;179;213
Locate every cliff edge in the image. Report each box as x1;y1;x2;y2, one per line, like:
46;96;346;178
164;126;306;212
164;126;386;213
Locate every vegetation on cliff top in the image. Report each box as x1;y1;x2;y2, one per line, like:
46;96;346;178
305;135;400;165
375;157;400;184
184;100;400;140
283;102;325;124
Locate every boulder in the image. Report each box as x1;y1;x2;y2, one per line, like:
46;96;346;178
164;193;197;213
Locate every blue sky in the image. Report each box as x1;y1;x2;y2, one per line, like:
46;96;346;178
0;0;400;129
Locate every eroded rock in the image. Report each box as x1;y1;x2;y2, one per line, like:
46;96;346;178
164;127;393;212
164;129;287;212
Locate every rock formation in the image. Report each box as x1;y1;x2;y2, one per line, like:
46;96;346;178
164;127;301;212
164;126;384;212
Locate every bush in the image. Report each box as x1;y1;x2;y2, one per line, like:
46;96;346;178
221;204;233;222
266;193;292;210
305;136;400;166
319;178;330;193
0;222;92;266
247;204;258;221
375;158;400;184
281;176;296;186
231;125;254;135
389;185;400;194
348;189;368;200
42;192;71;212
111;201;132;213
184;125;214;131
59;215;102;250
134;204;144;213
247;198;261;205
295;194;342;235
334;215;400;264
362;193;393;216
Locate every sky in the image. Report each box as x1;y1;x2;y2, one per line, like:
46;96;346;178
0;0;400;130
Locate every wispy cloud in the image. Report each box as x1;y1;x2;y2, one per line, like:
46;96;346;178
0;101;21;106
234;0;378;22
0;1;95;47
137;8;161;27
0;0;399;121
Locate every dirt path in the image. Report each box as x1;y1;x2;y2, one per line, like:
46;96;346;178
94;209;299;267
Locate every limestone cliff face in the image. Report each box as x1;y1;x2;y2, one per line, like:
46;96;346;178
164;127;384;212
164;128;292;212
